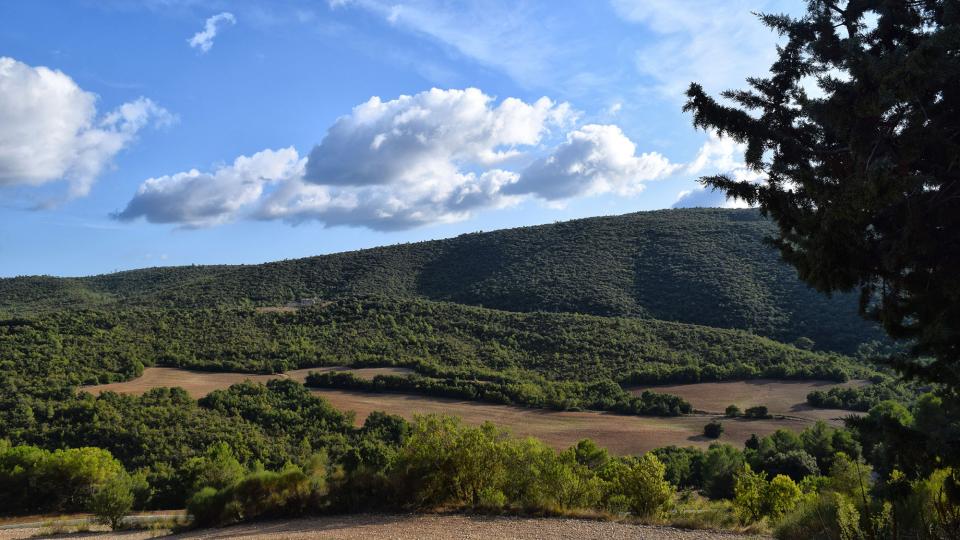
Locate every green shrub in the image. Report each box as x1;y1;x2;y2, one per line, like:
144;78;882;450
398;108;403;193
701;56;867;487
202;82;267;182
617;453;674;518
725;405;741;417
733;465;802;524
774;491;861;540
766;474;801;520
733;465;767;523
182;442;246;493
651;446;705;490
744;406;771;419
186;462;327;527
702;444;746;499
704;421;724;439
90;472;136;530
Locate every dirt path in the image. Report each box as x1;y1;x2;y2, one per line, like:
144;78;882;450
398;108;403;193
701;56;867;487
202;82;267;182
2;514;767;540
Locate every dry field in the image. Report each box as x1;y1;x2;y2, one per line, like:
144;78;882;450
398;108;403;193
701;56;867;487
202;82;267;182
627;379;870;422
82;368;859;455
0;513;766;540
83;366;413;399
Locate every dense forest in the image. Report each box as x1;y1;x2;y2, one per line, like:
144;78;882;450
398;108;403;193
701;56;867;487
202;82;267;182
0;296;867;418
0;209;882;353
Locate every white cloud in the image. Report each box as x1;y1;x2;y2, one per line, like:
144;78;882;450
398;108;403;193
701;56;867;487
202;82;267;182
188;12;236;53
304;87;573;186
0;57;172;201
264;87;570;229
258;168;521;231
119;88;568;230
117;88;748;231
611;0;799;99
673;186;752;209
673;131;765;209
115;148;303;227
508;124;679;200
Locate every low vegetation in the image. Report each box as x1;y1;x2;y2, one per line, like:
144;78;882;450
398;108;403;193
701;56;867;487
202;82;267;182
305;370;691;416
3;402;957;537
807;376;923;412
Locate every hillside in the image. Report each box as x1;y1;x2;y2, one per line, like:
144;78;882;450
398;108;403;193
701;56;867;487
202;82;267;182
0;208;881;353
0;297;863;413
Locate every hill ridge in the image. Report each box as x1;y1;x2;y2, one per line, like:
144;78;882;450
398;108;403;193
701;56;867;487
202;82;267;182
0;208;881;353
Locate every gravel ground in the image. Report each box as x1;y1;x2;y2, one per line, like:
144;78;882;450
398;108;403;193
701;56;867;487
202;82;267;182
2;514;768;540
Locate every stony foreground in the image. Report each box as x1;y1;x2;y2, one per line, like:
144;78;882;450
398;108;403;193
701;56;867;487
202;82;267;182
2;513;766;540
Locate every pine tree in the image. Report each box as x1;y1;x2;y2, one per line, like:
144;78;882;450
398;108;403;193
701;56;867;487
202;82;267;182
683;0;960;386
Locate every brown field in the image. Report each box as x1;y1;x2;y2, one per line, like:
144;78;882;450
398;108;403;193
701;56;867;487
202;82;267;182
82;368;860;455
627;378;869;422
82;366;414;399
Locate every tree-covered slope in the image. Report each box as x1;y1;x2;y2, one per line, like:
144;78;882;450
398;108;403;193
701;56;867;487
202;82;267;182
0;209;882;352
0;297;863;391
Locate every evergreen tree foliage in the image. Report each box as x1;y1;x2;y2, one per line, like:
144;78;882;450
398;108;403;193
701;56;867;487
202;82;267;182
684;0;960;386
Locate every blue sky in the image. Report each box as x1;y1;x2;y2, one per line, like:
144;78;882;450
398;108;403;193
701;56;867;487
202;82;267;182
0;0;797;277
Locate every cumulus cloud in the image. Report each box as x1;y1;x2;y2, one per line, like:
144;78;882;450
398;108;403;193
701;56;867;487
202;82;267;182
673;131;764;209
188;12;236;53
507;124;678;200
0;57;172;201
257;87;569;229
258;168;520;231
117;88;701;231
115;148;302;228
305;87;572;186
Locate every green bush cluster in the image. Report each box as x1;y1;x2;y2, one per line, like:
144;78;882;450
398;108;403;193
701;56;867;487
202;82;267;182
305;371;691;417
143;415;678;528
807;378;921;412
0;442;140;526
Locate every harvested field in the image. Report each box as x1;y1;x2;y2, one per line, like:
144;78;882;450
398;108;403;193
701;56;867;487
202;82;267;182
627;379;869;422
307;388;843;454
84;368;858;455
82;366;414;399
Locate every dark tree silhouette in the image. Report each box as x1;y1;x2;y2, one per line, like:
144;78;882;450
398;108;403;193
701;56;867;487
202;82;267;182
684;0;960;386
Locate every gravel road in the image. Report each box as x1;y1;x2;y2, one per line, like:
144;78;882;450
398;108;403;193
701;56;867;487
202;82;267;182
3;513;767;540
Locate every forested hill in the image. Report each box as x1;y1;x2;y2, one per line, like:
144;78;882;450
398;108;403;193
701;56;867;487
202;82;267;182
0;208;880;353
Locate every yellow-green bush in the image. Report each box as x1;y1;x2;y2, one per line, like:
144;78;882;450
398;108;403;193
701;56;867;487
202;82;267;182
733;465;801;524
774;491;861;540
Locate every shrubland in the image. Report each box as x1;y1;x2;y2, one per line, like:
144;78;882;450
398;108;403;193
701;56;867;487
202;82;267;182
0;296;867;420
0;209;881;354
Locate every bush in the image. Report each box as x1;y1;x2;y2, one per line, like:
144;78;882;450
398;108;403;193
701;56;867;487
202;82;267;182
651;446;705;490
733;465;767;523
766;474;801;520
725;404;741;417
90;472;136;530
744;406;771;419
774;491;861;540
704;421;724;439
186;459;328;527
702;444;746;500
733;465;802;525
0;444;130;515
617;453;674;518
